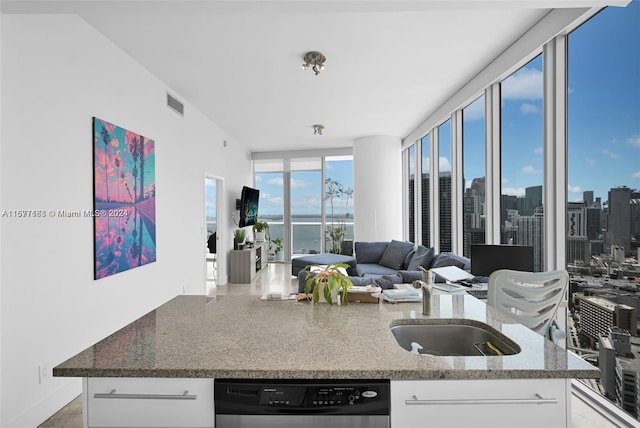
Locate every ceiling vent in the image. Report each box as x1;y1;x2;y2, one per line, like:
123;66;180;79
166;92;184;116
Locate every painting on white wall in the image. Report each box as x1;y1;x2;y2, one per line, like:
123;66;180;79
93;117;156;279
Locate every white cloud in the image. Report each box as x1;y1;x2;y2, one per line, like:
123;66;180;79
463;98;485;121
534;146;543;155
268;177;283;186
633;171;640;179
628;134;640;148
522;165;541;174
501;67;543;101
439;156;451;172
568;184;582;194
502;187;526;197
262;196;283;207
520;103;539;115
254;175;263;182
586;158;597;167
267;177;310;189
602;149;620;159
290;178;310;189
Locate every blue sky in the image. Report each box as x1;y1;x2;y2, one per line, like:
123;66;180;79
462;2;639;203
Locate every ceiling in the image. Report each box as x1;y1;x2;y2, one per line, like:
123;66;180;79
2;1;617;153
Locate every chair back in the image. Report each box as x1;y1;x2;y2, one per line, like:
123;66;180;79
487;269;568;338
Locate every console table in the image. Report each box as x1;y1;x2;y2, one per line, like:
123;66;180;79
229;241;268;283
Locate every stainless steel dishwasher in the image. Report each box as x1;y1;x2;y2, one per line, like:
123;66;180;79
214;379;390;428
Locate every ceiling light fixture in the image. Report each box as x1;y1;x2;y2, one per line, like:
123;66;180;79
302;51;326;75
313;124;324;135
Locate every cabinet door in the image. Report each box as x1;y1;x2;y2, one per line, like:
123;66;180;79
85;377;214;428
391;378;569;428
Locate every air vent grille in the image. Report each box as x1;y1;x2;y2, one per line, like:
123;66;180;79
166;93;184;116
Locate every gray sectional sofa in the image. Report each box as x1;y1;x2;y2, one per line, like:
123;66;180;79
297;240;471;292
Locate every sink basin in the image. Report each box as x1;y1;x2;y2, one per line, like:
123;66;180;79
390;319;520;356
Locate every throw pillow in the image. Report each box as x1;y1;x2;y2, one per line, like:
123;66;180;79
378;240;416;270
407;246;435;271
402;249;416;269
354;241;389;264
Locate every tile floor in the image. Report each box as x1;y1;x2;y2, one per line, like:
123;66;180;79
39;263;621;428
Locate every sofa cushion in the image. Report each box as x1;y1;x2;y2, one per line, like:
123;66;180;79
354;241;389;264
356;263;399;277
407;246;435;271
379;240;415;270
431;252;471;271
402;248;416;269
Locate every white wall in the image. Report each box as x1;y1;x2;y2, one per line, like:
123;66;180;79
353;135;403;242
0;14;252;427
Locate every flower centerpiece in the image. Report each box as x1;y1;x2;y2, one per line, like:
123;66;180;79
303;263;352;304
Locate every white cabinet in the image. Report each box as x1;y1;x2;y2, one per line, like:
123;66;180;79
229;241;268;283
391;378;570;428
84;378;214;428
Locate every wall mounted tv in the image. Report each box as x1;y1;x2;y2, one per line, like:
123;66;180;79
238;186;259;228
470;244;534;277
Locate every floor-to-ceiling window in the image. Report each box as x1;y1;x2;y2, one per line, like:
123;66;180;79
325;156;354;255
500;54;544;271
408;145;416;243
567;0;640;417
254;154;354;260
438;120;452;252
421;136;430;247
255;167;285;261
462;95;486;257
289;158;322;256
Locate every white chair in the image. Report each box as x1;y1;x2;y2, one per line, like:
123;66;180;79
487;269;568;341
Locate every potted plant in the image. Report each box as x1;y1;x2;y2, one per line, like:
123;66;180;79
270;236;284;262
234;228;246;250
303;263;352;305
253;221;269;242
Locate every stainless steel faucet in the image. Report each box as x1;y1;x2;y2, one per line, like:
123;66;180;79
412;280;432;316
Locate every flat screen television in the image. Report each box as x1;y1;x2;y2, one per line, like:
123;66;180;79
470;244;534;277
238;186;259;228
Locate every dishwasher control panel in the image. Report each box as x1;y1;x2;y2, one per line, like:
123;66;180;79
215;379;390;415
261;384;375;408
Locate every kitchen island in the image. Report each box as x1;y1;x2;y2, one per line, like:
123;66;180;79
54;294;599;427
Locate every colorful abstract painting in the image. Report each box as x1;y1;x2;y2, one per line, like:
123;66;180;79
93;117;156;279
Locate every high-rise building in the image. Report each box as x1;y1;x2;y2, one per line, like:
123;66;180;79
567;235;589;266
439;172;452;252
514;207;545;271
606;186;632;255
463;177;486;256
525;185;542;216
568;202;587;236
616;358;640;418
577;295;637;342
584;190;594;207
586;206;602;241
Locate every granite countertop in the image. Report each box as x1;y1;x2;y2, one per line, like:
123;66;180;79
54;294;599;380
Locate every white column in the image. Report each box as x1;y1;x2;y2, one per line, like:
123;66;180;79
353;136;402;242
